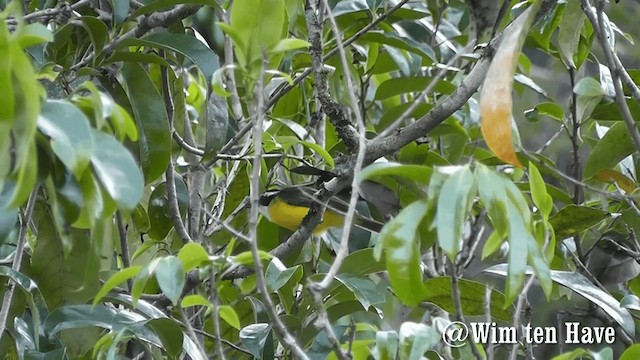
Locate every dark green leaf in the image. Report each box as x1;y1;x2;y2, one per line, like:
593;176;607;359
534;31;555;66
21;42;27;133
374;77;456;100
583;122;636;179
38;100;94;178
43;304;162;347
422;277;512;321
485;265;635;337
524;102;564;122
90;129;144;210
147;318;183;358
203;92;229;160
240;323;272;358
335;274;384;311
147;179;189;240
120;62;170;184
557;0;584;68
154;256;185;305
93;267;141;306
339;248;386;275
133;0;216;17
357;162;432;183
548;205;610;239
265;258;301;293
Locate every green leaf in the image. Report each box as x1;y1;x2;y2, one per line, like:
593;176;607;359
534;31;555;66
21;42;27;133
29;201;100;309
43;304;162;347
300;141;334;168
90;129;144;210
79;17;108;64
120;62;170;184
436;166;475;261
147;318;183;358
93;267;142;306
621;345;640;360
0;23;13;129
177;243;210;272
270;38;310;53
133;0;216;17
109;0;129;24
524;102;564;122
374;77;456;100
573;77;605;97
181;294;211;309
372;331;398;360
154;256;185;305
15;23;53;48
265;258;301;293
135;32;218;78
398;322;440;360
339;248;386;275
0;266;49;348
203;92;229;160
379;200;428;306
528;162;553;218
422;277;512;322
357;162;432;183
335;274;384;311
6;39;40;208
240;323;272;358
147;179;189;240
485;264;635;337
548;205;610;239
233;250;272;265
38;100;94;179
583;122;636;179
218;305;241;330
232;0;285;67
591;99;640;122
358;32;435;62
557;0;584;68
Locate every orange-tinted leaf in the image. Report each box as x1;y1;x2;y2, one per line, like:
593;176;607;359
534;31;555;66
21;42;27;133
480;1;542;168
596;169;637;195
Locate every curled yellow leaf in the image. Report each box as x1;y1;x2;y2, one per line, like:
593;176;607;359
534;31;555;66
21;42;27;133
480;1;542;168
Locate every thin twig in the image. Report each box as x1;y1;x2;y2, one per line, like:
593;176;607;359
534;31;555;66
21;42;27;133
247;51;309;359
568;68;584;262
72;5;201;70
116;211;133;291
193;328;253;355
508;275;536;360
162;62;193;243
209;271;226;360
448;258;482;360
484;285;494;360
0;188;38;337
581;0;640;155
376;42;474;139
313;0;367;293
179;306;208;358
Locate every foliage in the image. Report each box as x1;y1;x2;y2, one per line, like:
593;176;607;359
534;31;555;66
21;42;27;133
3;0;640;359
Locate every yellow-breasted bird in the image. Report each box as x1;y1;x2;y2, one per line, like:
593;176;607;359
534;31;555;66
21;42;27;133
258;182;398;235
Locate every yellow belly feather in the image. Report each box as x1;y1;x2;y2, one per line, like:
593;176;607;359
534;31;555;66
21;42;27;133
268;198;344;235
